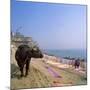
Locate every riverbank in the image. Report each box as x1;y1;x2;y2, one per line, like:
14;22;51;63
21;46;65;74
11;47;87;89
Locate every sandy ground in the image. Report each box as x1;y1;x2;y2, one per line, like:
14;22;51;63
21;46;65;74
45;60;86;74
11;47;87;89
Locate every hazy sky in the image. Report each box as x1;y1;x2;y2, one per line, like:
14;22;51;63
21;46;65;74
11;0;87;50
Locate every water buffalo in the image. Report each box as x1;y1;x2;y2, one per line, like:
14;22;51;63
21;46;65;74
15;44;43;77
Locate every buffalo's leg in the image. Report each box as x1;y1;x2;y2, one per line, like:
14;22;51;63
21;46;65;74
20;66;24;77
77;65;79;68
25;59;30;76
17;61;24;77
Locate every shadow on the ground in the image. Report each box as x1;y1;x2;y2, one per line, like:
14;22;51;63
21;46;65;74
11;64;21;79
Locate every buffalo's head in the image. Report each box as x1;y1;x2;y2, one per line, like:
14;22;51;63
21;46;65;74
31;47;43;58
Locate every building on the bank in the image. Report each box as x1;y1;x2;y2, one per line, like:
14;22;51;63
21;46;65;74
11;31;38;48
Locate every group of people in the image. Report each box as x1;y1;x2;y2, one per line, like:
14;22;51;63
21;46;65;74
74;59;80;69
61;58;80;69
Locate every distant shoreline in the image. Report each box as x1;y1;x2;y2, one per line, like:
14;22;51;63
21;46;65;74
42;49;86;61
43;52;86;62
